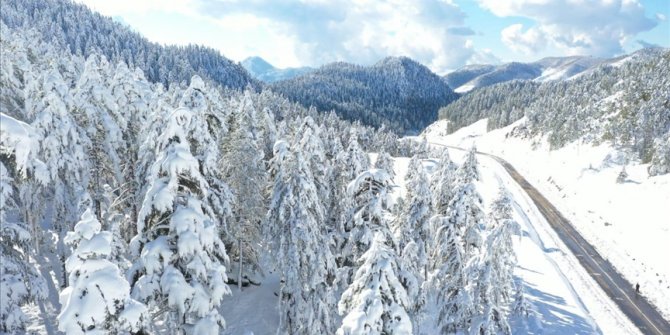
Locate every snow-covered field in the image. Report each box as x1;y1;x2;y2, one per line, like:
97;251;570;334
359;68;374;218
424;118;670;321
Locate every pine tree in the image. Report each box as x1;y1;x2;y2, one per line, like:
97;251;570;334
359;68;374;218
0;163;46;333
0;113;47;333
394;156;432;280
342;128;371;182
337;233;413;335
333;130;372;280
648;134;670;176
72;54;124;221
28;67;90;253
267;142;337;335
58;209;147;334
448;150;485;255
109;62;152;230
431;148;457;215
374;150;396;181
130;107;230;334
429;219;472;334
339;169;392;283
220;93;266;289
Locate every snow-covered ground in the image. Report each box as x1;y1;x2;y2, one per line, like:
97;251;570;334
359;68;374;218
424;118;670;321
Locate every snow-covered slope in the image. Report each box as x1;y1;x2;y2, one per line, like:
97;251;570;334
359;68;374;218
424;118;670;320
241;56;314;83
444;55;605;93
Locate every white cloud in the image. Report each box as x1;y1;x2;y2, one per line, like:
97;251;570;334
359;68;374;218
501;24;547;54
657;13;667;22
478;0;657;56
75;0;500;72
193;0;488;73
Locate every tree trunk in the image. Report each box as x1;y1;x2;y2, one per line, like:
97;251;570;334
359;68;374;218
238;238;243;291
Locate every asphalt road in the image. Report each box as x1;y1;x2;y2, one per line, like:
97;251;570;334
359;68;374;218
432;143;670;335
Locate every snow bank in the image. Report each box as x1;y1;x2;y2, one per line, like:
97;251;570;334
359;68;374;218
425;117;670;320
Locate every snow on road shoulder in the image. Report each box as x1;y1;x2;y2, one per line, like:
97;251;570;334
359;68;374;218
479;153;639;334
425;118;670;320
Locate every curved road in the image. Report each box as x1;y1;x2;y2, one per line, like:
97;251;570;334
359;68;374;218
432;143;670;335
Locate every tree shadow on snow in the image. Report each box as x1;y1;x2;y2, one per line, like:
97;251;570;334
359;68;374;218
510;280;600;335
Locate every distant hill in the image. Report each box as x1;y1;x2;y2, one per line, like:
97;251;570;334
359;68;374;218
1;0;259;90
241;56;314;83
270;56;458;133
444;56;604;93
438;48;670;172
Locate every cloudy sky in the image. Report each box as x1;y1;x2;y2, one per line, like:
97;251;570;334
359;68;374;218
76;0;669;74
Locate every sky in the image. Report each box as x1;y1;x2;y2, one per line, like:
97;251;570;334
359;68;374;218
75;0;669;74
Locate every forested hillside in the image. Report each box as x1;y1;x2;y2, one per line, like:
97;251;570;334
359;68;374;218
0;3;524;332
271;56;459;133
443;55;604;93
439;48;670;175
1;0;259;90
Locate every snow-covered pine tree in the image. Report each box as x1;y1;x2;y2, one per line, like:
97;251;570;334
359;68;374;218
339;169;392;283
324;135;345;231
109;62;152;229
374;150;396;181
342;128;372;182
337;233;413;335
427;148;484;334
648;134;670;176
130;107;230;334
431;148;457;215
486;188;519;306
28;67;90;252
178;76;234;236
220;93;266;289
415;135;430;159
336;169;415;334
72;54;124;221
394;155;432;279
266;141;337;335
58;208;147;334
429;218;472;334
0;113;47;333
332;129;372;277
295;116;330;206
471;188;519;335
448;148;485;255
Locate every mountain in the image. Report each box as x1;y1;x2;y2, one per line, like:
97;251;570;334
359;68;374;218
270;56;459;133
241;56;314;83
438;48;670;171
1;0;259;90
445;55;604;93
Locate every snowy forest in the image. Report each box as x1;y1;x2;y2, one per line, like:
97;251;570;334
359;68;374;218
2;0;670;334
0;1;523;334
438;49;670;175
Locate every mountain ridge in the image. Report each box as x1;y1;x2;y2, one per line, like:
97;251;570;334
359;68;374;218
241;56;314;83
270;56;458;133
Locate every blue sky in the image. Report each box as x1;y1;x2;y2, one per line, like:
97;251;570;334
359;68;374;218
76;0;669;74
